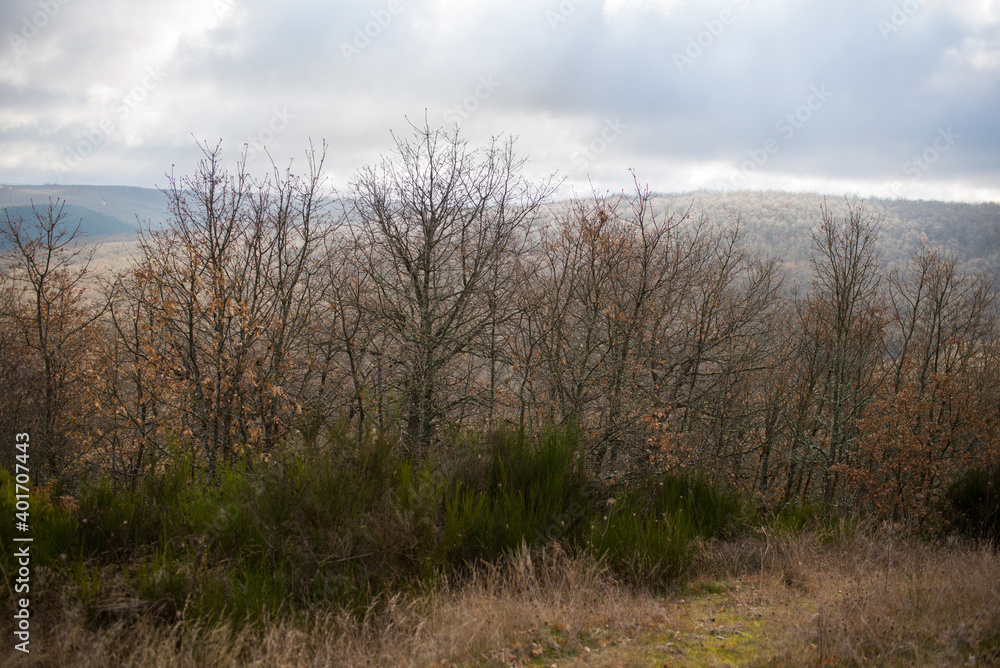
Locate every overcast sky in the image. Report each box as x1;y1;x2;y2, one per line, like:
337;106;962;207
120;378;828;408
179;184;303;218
1;0;998;201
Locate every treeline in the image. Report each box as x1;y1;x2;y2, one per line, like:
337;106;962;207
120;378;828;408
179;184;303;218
646;190;1000;287
1;125;998;528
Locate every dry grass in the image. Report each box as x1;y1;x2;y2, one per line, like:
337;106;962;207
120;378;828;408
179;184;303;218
697;525;1000;666
4;534;999;667
807;535;1000;666
2;544;667;667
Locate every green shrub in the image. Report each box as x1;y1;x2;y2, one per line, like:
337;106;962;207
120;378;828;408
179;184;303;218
135;543;193;618
186;435;409;621
3;427;773;629
945;467;1000;542
766;501;827;535
442;428;591;564
0;468;77;578
590;472;752;584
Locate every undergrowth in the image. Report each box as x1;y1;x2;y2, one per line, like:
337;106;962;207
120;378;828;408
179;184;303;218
0;428;765;631
4;427;992;640
3;429;1000;667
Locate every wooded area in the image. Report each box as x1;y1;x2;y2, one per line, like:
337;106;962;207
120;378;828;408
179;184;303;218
2;125;999;528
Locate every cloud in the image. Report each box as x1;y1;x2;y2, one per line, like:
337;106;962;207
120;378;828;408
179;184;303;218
0;0;997;200
602;0;684;21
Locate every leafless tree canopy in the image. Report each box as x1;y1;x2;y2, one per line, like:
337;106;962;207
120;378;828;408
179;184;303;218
348;123;554;451
1;131;997;523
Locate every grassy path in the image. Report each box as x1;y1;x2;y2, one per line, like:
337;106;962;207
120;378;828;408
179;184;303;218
480;577;823;667
560;591;805;666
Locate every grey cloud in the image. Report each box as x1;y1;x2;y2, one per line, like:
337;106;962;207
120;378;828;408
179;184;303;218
0;0;997;198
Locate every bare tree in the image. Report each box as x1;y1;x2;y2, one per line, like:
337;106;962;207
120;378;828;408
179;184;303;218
0;260;34;475
531;186;696;452
784;200;887;503
115;142;333;476
350;122;554;452
833;244;1000;523
314;230;383;441
888;245;995;393
1;200;104;479
515;182;786;484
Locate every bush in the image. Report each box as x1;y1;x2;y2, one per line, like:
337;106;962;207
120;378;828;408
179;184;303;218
945;467;1000;542
0;468;77;571
590;472;752;584
443;428;592;564
3;427;769;631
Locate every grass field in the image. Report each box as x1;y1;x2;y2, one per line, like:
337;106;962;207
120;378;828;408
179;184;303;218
2;432;998;666
3;533;998;666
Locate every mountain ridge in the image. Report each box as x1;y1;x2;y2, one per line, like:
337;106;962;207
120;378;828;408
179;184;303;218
1;183;997;281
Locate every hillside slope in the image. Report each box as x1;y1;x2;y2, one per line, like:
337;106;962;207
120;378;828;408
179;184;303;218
2;183;997;282
1;204;136;240
648;190;1000;280
0;184;168;230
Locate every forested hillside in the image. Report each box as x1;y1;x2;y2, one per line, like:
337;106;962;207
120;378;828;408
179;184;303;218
3;126;999;667
2;127;997;518
0;204;135;241
649;190;1000;284
4;182;997;285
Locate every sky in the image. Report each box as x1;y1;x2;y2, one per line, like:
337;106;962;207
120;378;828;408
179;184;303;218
1;0;999;202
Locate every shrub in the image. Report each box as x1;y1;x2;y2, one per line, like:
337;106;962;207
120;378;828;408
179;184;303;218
0;468;77;572
590;472;752;584
443;428;591;564
945;467;1000;542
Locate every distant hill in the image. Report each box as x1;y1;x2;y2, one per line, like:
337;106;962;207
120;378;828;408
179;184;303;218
1;183;997;285
0;184;168;232
1;204;136;240
647;190;1000;283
